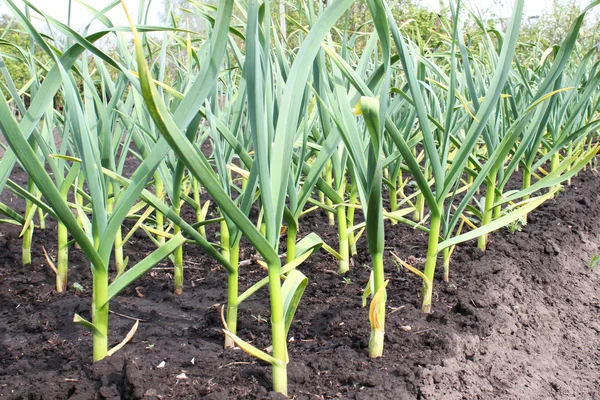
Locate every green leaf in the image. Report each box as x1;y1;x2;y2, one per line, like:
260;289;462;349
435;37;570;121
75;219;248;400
438;192;554;251
281;270;308;336
295;232;324;258
73;314;104;337
222;329;283;368
105;233;186;305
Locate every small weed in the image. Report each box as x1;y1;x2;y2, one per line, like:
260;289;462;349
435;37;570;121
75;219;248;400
252;314;268;324
72;282;85;293
589;254;600;271
507;216;527;233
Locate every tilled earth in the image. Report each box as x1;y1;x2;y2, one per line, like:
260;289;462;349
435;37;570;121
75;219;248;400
1;166;600;399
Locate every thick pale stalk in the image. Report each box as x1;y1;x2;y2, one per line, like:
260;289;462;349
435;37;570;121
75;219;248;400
414;167;427;222
478;171;497;251
257;208;266;236
92;268;109;362
389;183;398;225
337;205;350;274
442;247;450;283
325;162;335;226
173;226;184;295
493;200;502;220
55;178;72;291
268;262;287;396
224;274;239;349
369;329;384;358
522;166;532;220
172;196;184;294
108;185;124;276
260;222;266;236
422;213;442;313
337;182;350;273
467;161;475;188
368;251;385;358
154;173;165;247
75;175;85;229
192;178;205;237
567;147;574;185
551;152;560;196
413;154;425;222
522;168;532;194
37;207;45;230
220;220;231;265
22;178;35;265
22;220;32;265
413;192;424;222
271;354;287;396
551;152;560;173
114;227;124;276
286;222;297;264
56;221;68;292
347;186;358;256
224;244;240;349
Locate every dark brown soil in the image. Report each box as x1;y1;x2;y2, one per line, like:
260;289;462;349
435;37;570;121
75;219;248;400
1;164;600;400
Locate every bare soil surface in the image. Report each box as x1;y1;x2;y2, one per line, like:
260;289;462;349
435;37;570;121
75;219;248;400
1;165;600;399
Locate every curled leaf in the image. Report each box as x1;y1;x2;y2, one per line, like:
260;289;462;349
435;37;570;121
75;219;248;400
369;279;389;330
107;320;139;357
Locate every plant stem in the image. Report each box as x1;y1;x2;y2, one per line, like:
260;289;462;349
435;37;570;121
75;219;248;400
467;160;475;187
522;167;531;195
368;250;385;358
108;184;124;276
337;204;350;274
221;219;231;266
258;207;266;236
389;182;398;225
75;174;85;229
413;158;426;222
37;206;45;230
551;151;560;195
22;220;32;265
567;146;574;185
224;243;240;349
56;221;68;292
522;164;532;211
224;272;239;349
478;171;497;251
286;221;297;264
173;225;184;295
369;328;385;359
347;185;358;256
114;226;125;276
336;181;349;273
413;192;424;222
442;247;450;283
154;173;165;247
22;178;35;265
422;212;441;313
325;161;335;226
192;178;206;238
92;268;109;362
268;261;287;395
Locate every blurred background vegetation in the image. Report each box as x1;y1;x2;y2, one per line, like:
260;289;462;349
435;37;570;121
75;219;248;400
1;0;598;107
